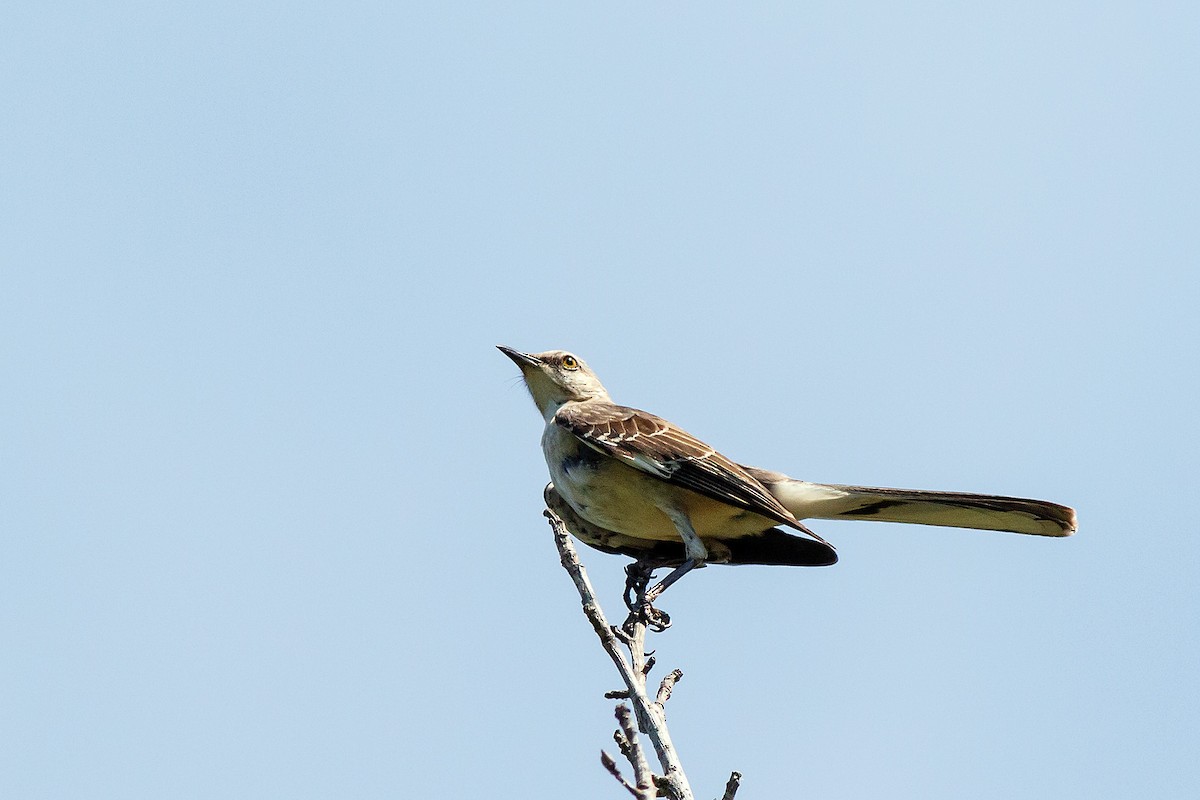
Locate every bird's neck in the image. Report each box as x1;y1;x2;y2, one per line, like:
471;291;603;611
538;391;610;423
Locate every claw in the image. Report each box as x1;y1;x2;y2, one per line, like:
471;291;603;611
621;558;694;633
622;598;672;634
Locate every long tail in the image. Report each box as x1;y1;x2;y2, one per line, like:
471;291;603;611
744;469;1076;537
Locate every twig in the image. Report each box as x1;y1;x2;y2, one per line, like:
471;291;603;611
655;669;683;707
614;726;633;763
615;703;654;797
600;750;640;797
546;509;696;800
721;771;742;800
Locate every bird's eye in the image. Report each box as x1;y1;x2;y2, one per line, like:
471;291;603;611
561;355;579;370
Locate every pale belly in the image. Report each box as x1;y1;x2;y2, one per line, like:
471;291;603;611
541;426;774;542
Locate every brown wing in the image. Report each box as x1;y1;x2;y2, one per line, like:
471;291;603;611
554;402;822;539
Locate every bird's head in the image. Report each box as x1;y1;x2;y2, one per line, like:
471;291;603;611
497;346;611;420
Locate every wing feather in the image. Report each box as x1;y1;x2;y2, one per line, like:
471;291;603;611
554;402;815;536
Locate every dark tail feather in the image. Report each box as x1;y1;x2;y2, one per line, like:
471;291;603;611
716;527;839;567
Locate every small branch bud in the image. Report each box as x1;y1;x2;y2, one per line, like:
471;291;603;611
656;669;684;707
600;750;640;797
720;771;742;800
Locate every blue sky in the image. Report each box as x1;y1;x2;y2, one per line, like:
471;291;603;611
2;3;1197;798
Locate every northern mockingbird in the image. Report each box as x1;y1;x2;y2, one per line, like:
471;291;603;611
500;346;1075;593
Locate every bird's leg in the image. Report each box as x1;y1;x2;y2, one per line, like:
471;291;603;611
622;561;672;633
623;508;707;633
623;561;655;611
643;559;701;604
625;560;701;633
661;505;708;566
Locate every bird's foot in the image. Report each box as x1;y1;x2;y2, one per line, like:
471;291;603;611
622;562;655;610
623;601;672;634
619;557;705;634
621;561;672;633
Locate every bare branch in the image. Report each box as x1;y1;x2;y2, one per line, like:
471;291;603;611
615;703;655;797
546;509;696;800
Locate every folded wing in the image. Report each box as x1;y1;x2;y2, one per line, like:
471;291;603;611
554;402;818;536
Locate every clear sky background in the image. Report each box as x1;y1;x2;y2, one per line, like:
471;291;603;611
3;3;1197;798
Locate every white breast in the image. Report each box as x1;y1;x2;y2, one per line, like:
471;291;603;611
541;424;681;539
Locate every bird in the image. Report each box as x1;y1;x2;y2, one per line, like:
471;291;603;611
499;346;1075;592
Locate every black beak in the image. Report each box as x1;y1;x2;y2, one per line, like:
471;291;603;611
496;345;542;368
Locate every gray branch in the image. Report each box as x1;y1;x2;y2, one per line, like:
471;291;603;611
546;509;696;800
614;703;654;797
